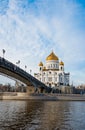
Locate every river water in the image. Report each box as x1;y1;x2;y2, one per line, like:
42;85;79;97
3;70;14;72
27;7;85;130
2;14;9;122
0;100;85;130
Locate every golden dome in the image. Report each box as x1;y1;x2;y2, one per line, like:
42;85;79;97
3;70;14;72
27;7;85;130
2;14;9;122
43;66;46;69
43;66;46;71
38;61;43;66
60;61;64;66
46;51;59;61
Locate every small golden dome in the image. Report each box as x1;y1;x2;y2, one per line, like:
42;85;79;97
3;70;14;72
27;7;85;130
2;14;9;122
46;51;59;61
43;66;46;71
38;61;43;66
60;61;64;66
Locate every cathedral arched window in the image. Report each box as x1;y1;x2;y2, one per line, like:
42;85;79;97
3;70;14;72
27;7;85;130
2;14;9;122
49;72;51;74
51;64;52;68
61;77;62;82
55;77;57;81
48;66;50;69
55;84;57;87
48;77;52;81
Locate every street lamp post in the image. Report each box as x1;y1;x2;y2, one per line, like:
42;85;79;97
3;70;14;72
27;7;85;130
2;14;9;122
25;65;27;71
30;69;32;75
2;49;5;58
16;60;20;67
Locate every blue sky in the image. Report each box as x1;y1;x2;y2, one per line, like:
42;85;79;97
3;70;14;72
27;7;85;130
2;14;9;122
0;0;85;86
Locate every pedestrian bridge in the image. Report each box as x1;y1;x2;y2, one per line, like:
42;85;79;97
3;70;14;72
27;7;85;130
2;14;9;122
0;57;51;93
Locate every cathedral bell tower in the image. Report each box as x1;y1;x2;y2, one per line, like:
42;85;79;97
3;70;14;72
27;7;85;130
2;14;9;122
38;61;43;72
59;61;64;71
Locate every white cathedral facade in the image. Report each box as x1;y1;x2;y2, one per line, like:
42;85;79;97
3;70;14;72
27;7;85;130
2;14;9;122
34;51;70;88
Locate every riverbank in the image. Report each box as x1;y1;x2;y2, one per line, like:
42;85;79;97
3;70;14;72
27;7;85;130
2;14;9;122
0;92;85;101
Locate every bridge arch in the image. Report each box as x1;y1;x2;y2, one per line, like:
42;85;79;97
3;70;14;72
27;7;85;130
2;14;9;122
0;57;51;93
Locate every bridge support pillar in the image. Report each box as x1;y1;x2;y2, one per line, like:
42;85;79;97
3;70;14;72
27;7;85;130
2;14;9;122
26;86;34;94
38;87;45;93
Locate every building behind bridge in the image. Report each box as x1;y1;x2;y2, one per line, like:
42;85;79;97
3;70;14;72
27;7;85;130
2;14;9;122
34;51;70;90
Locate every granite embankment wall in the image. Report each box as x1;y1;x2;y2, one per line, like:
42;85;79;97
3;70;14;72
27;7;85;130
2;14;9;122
0;92;85;101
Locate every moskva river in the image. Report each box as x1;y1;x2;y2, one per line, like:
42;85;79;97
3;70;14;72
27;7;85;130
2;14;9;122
0;100;85;130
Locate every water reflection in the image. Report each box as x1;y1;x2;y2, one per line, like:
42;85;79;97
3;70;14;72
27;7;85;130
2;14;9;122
0;101;85;130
